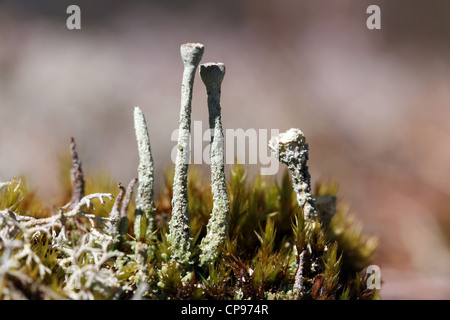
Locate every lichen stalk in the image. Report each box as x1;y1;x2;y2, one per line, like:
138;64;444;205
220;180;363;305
168;43;204;266
133;106;156;241
198;62;230;266
269;128;317;297
269;128;317;219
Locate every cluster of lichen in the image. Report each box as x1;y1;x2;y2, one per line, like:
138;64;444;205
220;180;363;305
0;163;377;300
0;43;378;300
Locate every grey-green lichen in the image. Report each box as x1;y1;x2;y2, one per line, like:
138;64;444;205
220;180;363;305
198;62;230;266
133;106;156;241
269;128;317;219
269;128;318;296
0;42;378;301
167;43;205;266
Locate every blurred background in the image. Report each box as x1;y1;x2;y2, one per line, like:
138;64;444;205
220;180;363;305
0;0;449;299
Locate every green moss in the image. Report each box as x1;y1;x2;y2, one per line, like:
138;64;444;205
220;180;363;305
0;159;378;300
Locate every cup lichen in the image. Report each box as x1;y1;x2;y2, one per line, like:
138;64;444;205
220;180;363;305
269;128;317;219
198;62;230;266
167;43;205;266
0;42;378;301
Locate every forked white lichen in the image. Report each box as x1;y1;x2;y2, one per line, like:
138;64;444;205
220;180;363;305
0;188;122;299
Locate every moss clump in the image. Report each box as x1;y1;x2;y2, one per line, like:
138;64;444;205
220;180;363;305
0;161;378;300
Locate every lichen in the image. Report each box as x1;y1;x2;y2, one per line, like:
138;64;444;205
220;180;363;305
198;62;230;266
269;128;317;219
0;42;378;301
133;106;156;241
168;43;204;267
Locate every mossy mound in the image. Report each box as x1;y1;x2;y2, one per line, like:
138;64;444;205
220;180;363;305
0;162;378;300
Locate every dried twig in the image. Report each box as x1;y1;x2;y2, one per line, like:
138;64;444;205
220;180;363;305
69;137;85;209
109;183;126;238
121;177;138;219
118;177;137;239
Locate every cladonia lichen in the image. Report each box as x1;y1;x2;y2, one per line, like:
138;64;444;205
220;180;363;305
269;128;318;296
0;42;378;301
269;128;317;219
198;62;230;266
168;43;205;266
133;106;156;241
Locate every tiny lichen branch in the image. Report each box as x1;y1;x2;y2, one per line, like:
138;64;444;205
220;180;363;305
198;62;230;266
168;43;204;266
0;192;114;290
133;106;156;241
58;233;124;300
269;128;317;219
69;137;85;209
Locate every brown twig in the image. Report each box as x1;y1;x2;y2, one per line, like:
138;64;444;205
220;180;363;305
109;183;126;237
118;178;138;240
121;178;137;219
69;137;85;209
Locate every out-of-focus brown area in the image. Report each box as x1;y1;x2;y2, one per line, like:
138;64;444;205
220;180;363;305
0;0;449;299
